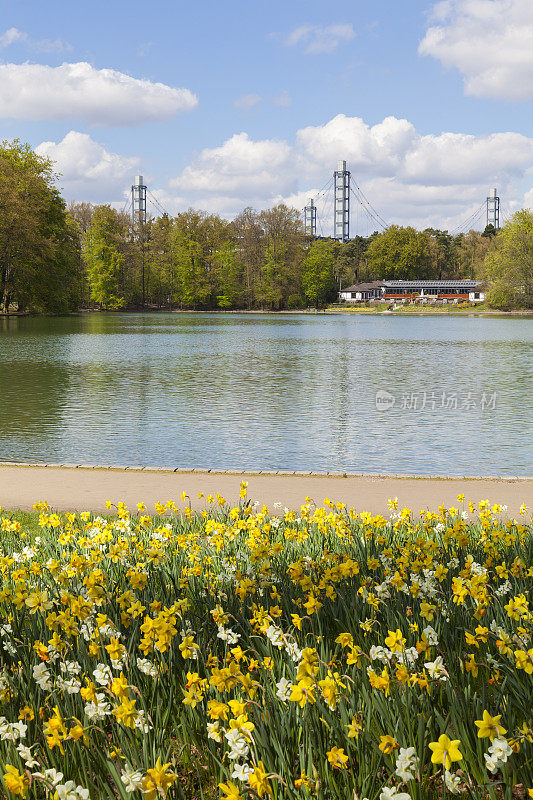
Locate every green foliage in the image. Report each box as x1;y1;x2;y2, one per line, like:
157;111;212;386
5;139;533;313
365;225;432;280
482;224;497;238
481;210;533;309
0;140;83;313
302;239;337;307
215;240;243;308
458;230;492;279
0;501;531;799
257;205;304;309
84;206;126;309
146;214;174;306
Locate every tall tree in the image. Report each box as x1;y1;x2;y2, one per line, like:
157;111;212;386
302;239;337;308
170;210;227;308
215;239;243;309
232;208;264;308
481;210;533;309
457;230;492;279
424;228;459;279
146;214;174;306
0;140;82;313
365;225;432;280
257;205;304;309
84;206;126;309
334;235;374;287
68;201;94;234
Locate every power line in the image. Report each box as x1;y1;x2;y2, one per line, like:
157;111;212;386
314;178;335;236
449;201;486;235
314;176;334;202
350;186;387;232
121;197;132;218
350;181;389;230
450;203;485;235
147;189;171;218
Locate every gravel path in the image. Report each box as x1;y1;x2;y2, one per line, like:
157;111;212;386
0;463;531;516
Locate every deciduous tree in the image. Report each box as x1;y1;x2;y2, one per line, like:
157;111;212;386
481;210;533;309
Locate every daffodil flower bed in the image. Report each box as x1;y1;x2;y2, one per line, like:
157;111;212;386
0;489;531;800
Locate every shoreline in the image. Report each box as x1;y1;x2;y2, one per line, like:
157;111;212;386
2;308;533;318
325;307;533;316
1;462;530;517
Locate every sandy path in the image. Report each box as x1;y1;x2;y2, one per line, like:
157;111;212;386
0;463;531;517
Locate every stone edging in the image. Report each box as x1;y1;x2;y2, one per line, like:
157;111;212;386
0;461;531;481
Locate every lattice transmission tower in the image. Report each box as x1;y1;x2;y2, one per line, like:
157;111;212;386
131;175;148;306
486;188;500;230
334;160;350;242
303;198;317;238
131;175;147;229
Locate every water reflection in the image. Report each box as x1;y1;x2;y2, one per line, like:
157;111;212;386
0;312;531;475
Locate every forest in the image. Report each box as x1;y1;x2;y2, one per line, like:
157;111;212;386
1;140;532;313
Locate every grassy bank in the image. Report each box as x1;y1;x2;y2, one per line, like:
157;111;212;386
0;493;531;799
326;303;533;315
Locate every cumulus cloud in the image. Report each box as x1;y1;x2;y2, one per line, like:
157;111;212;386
285;23;355;54
168;113;533;230
31;114;533;230
35;131;140;202
234;93;262;110
419;0;533;100
296;115;418;178
0;26;71;52
173;132;294;197
0;62;198;125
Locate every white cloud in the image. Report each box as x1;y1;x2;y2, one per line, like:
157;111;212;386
0;27;26;47
401;131;533;184
285;23;355;54
234;93;262;110
0;62;198;125
419;0;533;100
173;132;294;197
296;115;418;178
35;131;140;202
168;113;533;230
30;114;533;230
0;26;71;53
523;187;533;210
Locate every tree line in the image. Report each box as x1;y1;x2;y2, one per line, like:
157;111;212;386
1;140;532;312
0;141;84;314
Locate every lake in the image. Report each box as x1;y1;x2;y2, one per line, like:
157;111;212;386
0;312;531;476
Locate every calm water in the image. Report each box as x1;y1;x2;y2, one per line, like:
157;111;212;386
0;312;532;475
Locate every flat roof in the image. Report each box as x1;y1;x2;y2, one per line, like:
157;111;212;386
384;280;481;287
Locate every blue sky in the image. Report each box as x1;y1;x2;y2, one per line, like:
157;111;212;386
1;0;533;232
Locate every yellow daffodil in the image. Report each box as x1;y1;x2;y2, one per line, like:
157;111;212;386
429;735;463;770
475;711;507;741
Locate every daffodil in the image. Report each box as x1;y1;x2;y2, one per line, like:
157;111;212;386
379;735;399;754
142;758;177;800
429;735;463;770
326;746;349;769
475;710;506;741
3;765;28;797
218;781;244;800
248;761;271;796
